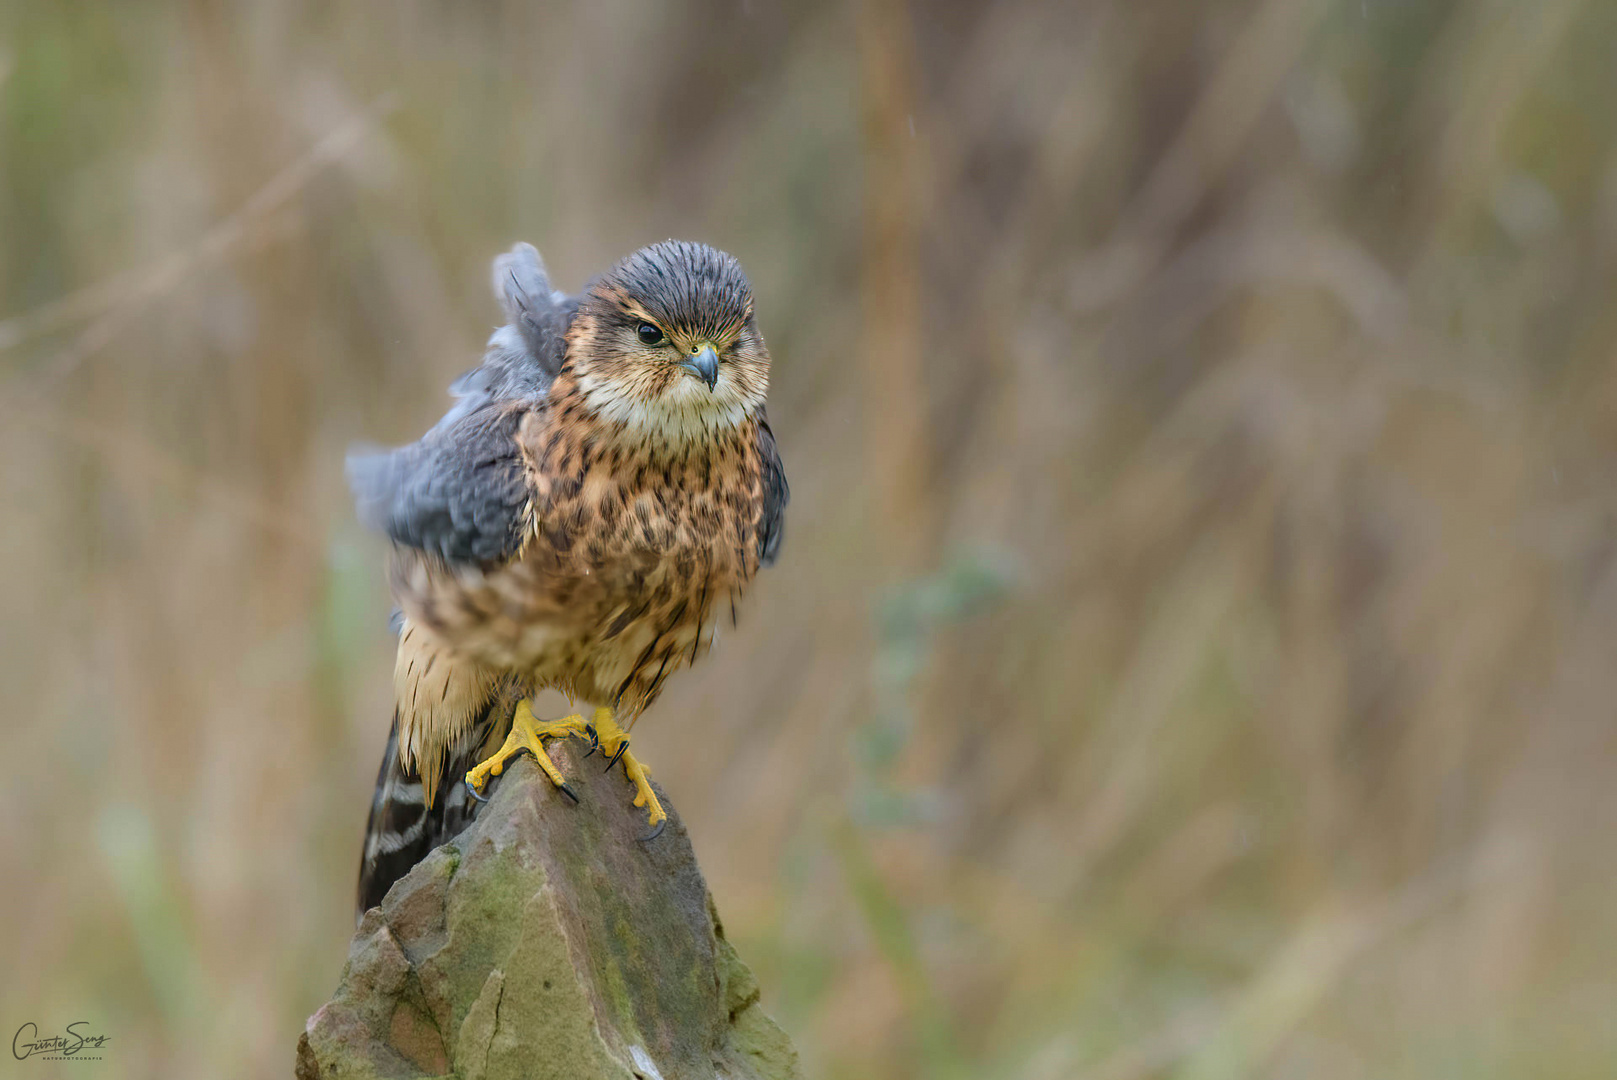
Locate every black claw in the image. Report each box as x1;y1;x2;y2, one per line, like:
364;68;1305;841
637;819;667;843
465;779;489;804
558;782;580;804
584;724;599;748
604;742;629;774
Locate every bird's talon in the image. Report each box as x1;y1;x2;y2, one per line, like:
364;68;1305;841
465;778;489;804
559;782;580;804
637;819;667;843
464;699;588;805
586;707;667;832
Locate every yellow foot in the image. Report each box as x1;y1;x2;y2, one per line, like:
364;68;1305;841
588;706;668;839
464;699;590;804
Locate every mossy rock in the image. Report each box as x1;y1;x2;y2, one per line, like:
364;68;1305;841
297;745;800;1080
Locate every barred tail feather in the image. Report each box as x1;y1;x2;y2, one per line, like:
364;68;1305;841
355;695;514;919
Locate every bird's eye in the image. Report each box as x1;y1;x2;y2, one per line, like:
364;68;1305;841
636;322;665;345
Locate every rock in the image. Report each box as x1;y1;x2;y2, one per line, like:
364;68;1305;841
297;740;801;1080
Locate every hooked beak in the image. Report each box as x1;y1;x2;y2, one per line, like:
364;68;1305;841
678;344;720;391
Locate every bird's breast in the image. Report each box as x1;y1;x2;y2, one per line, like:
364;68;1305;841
395;417;766;707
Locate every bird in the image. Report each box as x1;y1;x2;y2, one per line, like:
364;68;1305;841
348;239;788;916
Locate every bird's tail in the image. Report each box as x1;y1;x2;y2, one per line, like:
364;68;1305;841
355;693;517;919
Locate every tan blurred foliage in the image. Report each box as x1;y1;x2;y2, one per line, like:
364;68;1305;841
2;1;1616;1078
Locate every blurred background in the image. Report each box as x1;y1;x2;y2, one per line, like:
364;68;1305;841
3;1;1616;1077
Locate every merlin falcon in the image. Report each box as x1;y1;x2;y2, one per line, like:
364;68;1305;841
349;240;788;915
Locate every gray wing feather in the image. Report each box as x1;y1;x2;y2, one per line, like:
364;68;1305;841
439;243;572;428
348;242;576;565
756;412;789;567
492;242;569;384
347;402;532;566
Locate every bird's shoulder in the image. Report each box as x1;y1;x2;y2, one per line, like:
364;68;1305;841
348;395;547;567
347;240;577;568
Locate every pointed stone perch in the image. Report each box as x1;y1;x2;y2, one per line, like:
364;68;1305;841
296;742;800;1080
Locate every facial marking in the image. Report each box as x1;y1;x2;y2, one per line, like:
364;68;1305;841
565;241;770;446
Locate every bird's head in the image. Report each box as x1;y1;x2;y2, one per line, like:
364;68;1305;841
565;240;770;442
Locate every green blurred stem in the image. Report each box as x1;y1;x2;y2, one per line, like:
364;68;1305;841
833;819;970;1080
